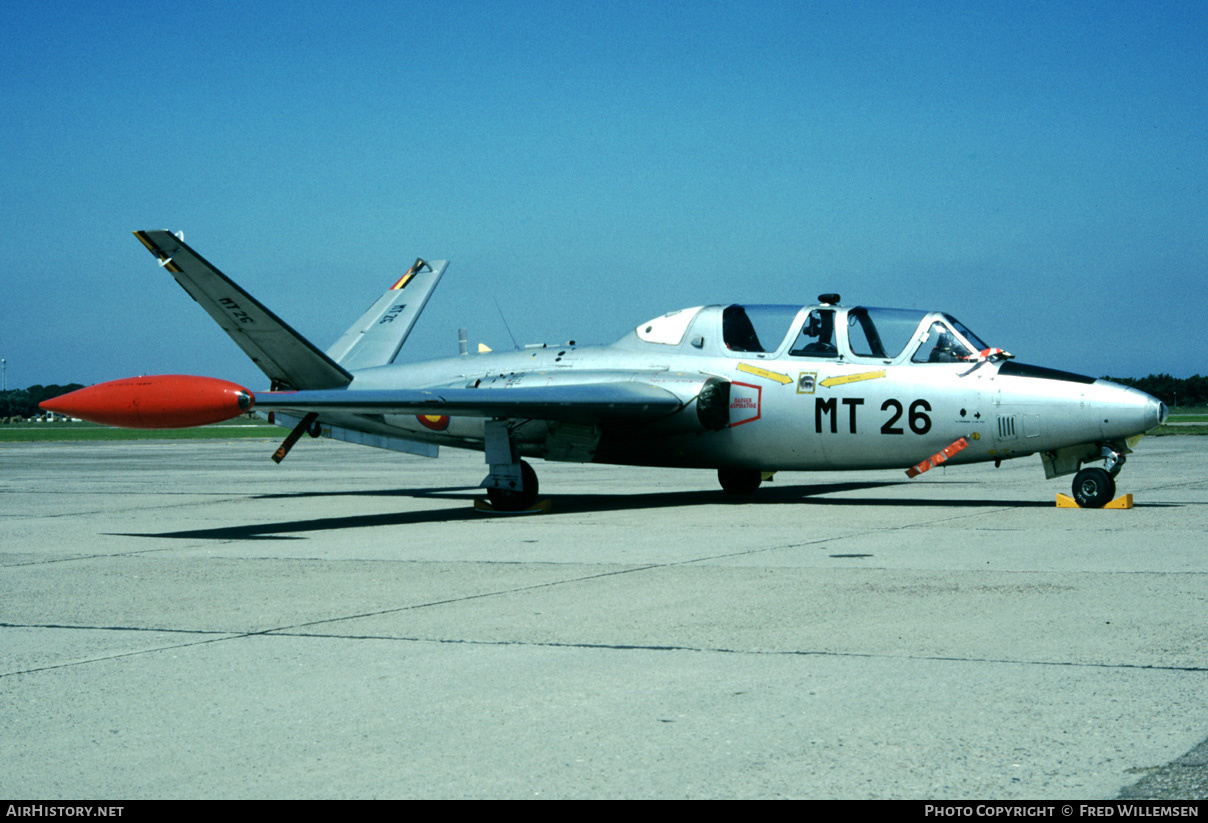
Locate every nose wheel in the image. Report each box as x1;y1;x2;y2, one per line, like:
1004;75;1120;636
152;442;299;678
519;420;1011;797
1071;467;1116;508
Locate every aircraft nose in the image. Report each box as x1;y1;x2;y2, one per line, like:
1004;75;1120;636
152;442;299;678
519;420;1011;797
1130;391;1168;434
1096;382;1166;439
1152;397;1169;427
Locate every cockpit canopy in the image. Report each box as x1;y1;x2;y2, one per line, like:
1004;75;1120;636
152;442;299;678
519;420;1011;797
628;303;993;363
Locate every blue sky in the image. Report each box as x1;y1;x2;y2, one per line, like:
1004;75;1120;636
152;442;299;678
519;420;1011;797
2;1;1205;390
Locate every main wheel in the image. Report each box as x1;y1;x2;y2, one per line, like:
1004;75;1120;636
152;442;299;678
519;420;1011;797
718;468;762;495
486;460;539;511
1072;467;1115;508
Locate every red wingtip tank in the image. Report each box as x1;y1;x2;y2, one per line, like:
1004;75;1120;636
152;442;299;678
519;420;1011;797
39;375;254;429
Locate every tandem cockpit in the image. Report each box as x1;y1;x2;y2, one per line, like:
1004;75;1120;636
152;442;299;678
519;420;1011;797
627;297;1003;365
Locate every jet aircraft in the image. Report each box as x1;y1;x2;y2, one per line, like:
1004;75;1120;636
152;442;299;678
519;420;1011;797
43;231;1168;510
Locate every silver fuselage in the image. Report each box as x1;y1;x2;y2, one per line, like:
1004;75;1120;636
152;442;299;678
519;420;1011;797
333;304;1165;474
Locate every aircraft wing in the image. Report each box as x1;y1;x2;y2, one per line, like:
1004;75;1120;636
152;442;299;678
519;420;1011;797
134;230;354;390
325;259;450;370
253;382;684;425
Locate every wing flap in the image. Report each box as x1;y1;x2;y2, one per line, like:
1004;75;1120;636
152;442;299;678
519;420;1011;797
271;412;439;457
253;382;684;426
134;230;353;390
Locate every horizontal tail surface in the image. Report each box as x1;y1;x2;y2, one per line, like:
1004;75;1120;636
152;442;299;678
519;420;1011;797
134;230;353;390
326;258;449;370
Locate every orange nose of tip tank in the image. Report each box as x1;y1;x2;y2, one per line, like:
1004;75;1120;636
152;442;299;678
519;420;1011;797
39;375;253;429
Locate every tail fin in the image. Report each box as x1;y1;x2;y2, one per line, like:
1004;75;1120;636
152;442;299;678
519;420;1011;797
135;230;353;391
325;258;449;370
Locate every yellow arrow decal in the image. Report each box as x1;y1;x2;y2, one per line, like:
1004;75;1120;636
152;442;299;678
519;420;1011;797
819;370;886;388
737;363;793;384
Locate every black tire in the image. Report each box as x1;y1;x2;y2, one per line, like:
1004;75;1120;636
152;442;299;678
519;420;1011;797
718;468;762;495
486;460;539;512
1072;467;1115;508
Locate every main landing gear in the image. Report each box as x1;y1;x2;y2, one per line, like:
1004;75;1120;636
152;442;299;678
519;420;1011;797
1070;444;1126;508
480;421;542;512
486;460;540;512
718;468;764;495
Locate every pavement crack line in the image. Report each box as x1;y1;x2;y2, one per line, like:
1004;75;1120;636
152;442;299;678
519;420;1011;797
0;503;1153;679
5;620;1206;679
266;631;1208;673
2;546;217;567
0;493;262;524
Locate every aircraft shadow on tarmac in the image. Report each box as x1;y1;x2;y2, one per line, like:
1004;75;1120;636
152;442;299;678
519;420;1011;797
108;480;1082;541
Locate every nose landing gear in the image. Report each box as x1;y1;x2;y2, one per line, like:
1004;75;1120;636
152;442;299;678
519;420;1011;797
1071;467;1115;508
1069;444;1127;508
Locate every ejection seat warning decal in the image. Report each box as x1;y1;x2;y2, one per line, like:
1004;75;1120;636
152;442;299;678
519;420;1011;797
729;382;761;427
819;370;886;388
737;363;793;385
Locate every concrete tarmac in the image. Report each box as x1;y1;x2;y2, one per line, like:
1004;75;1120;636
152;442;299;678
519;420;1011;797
2;436;1206;799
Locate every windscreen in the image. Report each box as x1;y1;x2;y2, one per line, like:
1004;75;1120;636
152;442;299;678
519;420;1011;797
723;305;800;353
944;315;990;352
846;308;929;359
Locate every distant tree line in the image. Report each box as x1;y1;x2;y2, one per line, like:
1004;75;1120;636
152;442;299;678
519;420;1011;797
1101;374;1207;407
0;385;84;419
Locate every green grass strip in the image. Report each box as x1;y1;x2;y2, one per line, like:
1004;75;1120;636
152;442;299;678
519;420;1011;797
0;423;279;442
1150;424;1208;436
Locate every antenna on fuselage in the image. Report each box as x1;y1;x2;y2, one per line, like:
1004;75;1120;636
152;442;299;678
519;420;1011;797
492;296;521;350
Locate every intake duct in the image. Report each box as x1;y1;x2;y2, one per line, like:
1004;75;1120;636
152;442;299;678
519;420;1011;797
696;378;731;431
